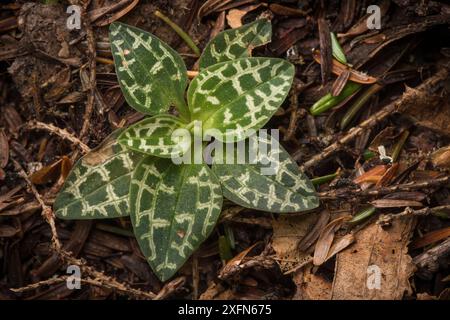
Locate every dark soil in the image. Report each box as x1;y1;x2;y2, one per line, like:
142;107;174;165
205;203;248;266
0;0;450;300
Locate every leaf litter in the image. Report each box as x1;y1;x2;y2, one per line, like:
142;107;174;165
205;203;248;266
0;0;450;300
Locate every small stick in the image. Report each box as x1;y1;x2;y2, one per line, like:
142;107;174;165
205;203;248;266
377;205;450;227
413;237;450;273
78;2;97;142
62;252;157;299
154;10;200;56
12;159;61;250
187;70;199;79
319;175;450;199
301;69;448;171
10;276;68;293
26;121;91;154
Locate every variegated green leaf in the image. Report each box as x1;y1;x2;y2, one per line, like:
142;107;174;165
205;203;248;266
199;19;272;69
54;130;143;219
130;157;223;281
188;57;294;142
212;134;318;213
109;22;188;116
118;114;190;158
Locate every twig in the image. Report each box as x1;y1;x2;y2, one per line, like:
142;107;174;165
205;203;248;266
218;255;276;280
10;276;69;293
154;276;186;300
62;251;157;299
26;121;91;154
11;250;168;300
79;1;97;141
413;237;450;277
11;159;61;250
377;205;450;226
154;10;200;56
283;256;313;275
319;175;450;199
301;69;448;171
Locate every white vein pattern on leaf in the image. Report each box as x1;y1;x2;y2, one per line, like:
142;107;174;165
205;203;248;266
186;167;222;236
209;24;260;62
170;213;196;258
133;163;165;262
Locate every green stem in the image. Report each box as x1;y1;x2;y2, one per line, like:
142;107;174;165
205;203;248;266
330;32;347;64
340;83;383;130
349;206;376;224
311;172;338;186
154;10;200;57
310;81;361;116
391;130;409;162
218;235;233;263
175;97;191;123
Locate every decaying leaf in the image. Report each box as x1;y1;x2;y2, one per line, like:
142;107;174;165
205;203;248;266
313;216;350;266
313;50;378;84
431;145;450;168
411;227;450;249
354;165;388;185
325;233;355;262
298;210;330;251
0;129;9;169
332;216;416;299
402;98;450;136
226;4;262;29
219;242;260;276
272;214;318;273
293;266;332;300
371;199;423;208
29;156;71;185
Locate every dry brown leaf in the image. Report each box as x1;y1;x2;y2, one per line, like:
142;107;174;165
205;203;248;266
338;0;390;38
331;216;416;299
0;129;9;168
89;0;140;27
376;163;399;187
200;282;235;300
371;199;423;208
313;216;350;266
293;266;332;300
431;145;450;168
331;70;350;97
219;242;259;276
29;158;63;185
272;214;318;273
226;4;262;29
400;92;450;136
325;233;355;262
411;227;450;249
297;210;330;252
0;224;20;237
313;50;378;84
354;165;387;185
199;0;256;20
268;3;308;16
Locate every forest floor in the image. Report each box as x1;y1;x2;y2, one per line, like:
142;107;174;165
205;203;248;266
1;0;450;300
